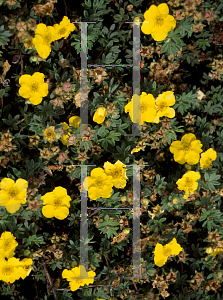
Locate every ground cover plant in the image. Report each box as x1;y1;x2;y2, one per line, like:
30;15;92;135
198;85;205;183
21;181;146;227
0;0;223;299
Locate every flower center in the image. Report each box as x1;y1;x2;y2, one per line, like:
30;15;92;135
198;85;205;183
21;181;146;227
95;177;104;188
3;266;12;275
205;158;212;166
163;246;172;257
9;188;18;199
45;33;52;44
182;143;190;151
59;27;66;35
155;15;164;27
54;198;61;207
158;102;166;111
185;177;193;188
46;131;54;138
111;169;121;178
31;82;39;92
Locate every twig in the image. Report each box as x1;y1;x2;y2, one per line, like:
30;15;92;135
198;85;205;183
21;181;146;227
41;257;58;300
63;0;67;16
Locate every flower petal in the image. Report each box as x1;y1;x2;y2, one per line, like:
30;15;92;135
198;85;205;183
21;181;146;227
32;72;45;82
144;5;158;20
19;74;32;86
141;20;155;34
42;205;55;218
29;92;43;105
157;3;169;17
163;15;176;32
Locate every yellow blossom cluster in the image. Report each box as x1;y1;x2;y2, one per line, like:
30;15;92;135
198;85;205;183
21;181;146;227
83;160;128;200
32;16;75;59
170;133;217;199
0;231;33;283
125;91;176;126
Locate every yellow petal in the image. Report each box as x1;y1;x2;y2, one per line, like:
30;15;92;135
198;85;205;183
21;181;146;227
19;74;32;86
32;72;45;82
163;15;176;32
54;206;69;220
151;28;168;41
141;20;155;34
19;86;32;99
144;5;158;20
29;92;43;105
157;3;169;17
42;205;55;218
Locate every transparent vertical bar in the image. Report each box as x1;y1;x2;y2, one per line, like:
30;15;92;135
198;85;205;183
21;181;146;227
124;164;149;280
72;164;96;279
125;21;141;137
80;22;89;136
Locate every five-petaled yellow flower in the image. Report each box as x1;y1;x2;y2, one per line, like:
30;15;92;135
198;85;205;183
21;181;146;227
93;107;107;124
153;91;176;123
176;171;200;199
154;238;183;267
0;178;28;214
170;133;203;165
53;16;75;40
199;148;217;169
125;93;157;125
141;3;176;41
62;265;96;292
41;186;71;220
19;72;48;105
32;24;56;59
103;160;128;189
83;168;114;200
43;126;57;144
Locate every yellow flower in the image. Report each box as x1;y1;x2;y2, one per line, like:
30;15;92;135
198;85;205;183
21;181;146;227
93;107;107;124
0;257;23;283
24;36;34;49
124;93;157;125
131;147;141;154
141;3;176;41
0;178;28;213
103;160;128;189
53;16;75;40
176;171;200;199
41;186;71;220
154;238;183;267
19;72;49;105
210;247;223;257
69;116;81;128
153;91;175;123
16;258;33;279
62;265;96;292
148;204;164;219
32;24;56;59
43;126;57;143
60;122;75;146
169;133;203;165
83;168;114;200
200;148;217;169
0;231;18;259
